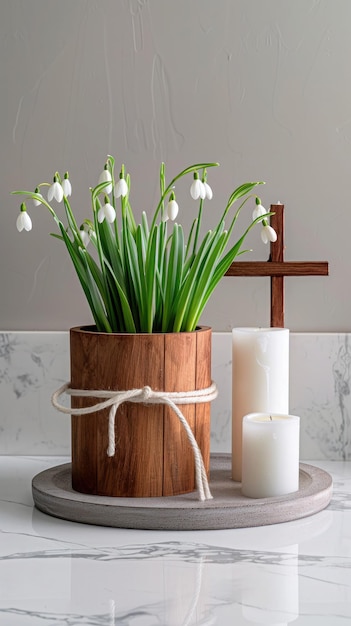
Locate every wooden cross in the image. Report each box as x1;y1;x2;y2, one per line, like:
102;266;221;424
225;203;329;327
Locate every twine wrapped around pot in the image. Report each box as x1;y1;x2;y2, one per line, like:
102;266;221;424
52;381;218;501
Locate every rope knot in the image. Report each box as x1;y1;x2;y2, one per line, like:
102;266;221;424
140;385;152;401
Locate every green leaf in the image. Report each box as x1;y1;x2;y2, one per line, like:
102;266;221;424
162;224;185;331
145;224;159;332
58;224;111;332
226;181;265;209
182;229;227;331
172;230;215;332
99;252;137;333
125;228;143;328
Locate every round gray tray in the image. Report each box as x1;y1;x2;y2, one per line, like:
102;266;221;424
32;454;333;530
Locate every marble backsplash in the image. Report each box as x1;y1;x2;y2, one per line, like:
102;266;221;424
0;331;350;460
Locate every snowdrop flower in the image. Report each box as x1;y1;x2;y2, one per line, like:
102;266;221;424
98;198;116;223
252;199;267;221
98;165;112;195
33;187;44;206
62;172;72;197
190;172;206;200
79;224;91;247
203;181;213;200
48;174;64;203
165;192;179;221
114;175;128;199
260;222;277;244
16;203;32;232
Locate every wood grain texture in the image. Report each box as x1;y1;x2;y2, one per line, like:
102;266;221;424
270;205;285;327
225;261;329;277
70;326;212;497
96;333;165;497
70;326;98;494
163;332;196;495
194;328;212;477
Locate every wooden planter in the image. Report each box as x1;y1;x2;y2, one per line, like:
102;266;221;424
70;325;212;497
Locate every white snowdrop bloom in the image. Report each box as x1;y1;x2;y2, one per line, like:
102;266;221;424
48;178;64;203
98;168;112;195
114;177;128;198
79;227;90;247
98;201;116;223
16;204;32;232
33;187;44;206
62;173;72;197
252;203;267;220
190;174;206;200
167;198;179;221
203;181;213;200
260;224;277;244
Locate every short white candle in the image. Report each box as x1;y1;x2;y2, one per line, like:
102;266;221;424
241;412;300;499
232;327;289;481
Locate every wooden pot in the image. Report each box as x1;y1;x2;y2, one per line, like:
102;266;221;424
70;325;212;497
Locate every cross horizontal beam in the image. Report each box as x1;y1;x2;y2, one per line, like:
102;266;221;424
225;261;329;278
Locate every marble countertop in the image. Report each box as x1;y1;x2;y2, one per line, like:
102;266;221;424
1;457;351;625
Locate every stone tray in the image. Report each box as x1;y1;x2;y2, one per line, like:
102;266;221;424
32;454;333;530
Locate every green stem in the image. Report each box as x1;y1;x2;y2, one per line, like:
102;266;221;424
150;162;219;230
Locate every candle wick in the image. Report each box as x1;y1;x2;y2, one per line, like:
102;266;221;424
270;415;272;421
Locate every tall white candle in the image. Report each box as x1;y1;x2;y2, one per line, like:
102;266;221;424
241;413;300;498
232;327;289;481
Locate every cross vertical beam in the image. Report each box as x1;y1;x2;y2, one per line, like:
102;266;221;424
270;204;285;327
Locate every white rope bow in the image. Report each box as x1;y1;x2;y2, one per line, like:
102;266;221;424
52;381;218;501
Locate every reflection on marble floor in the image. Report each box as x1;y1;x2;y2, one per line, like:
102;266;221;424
0;542;300;625
1;331;351;460
2;536;351;624
1;457;351;625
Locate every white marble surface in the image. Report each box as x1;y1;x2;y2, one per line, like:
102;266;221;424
1;456;351;625
1;331;351;460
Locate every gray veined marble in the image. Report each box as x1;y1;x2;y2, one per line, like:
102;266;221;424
290;334;351;461
1;331;351;460
0;332;70;455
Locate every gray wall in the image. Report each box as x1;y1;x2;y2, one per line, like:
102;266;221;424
1;0;347;332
